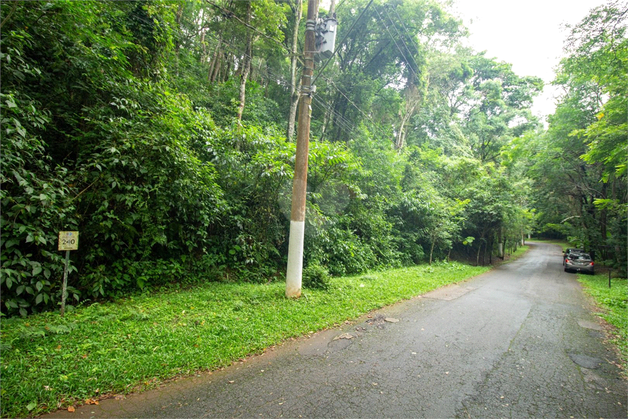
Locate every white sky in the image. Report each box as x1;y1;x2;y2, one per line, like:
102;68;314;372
447;0;605;120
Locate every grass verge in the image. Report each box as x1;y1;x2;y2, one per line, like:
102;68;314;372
576;273;628;370
1;261;489;418
506;244;530;261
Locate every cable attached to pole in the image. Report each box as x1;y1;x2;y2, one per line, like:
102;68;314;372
311;0;375;87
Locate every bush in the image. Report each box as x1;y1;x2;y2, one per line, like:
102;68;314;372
302;264;331;290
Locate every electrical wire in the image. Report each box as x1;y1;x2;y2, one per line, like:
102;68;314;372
324;77;372;122
312;96;356;134
374;6;420;83
311;0;375;87
389;5;423;68
116;0;395;141
203;0;294;56
185;30;364;139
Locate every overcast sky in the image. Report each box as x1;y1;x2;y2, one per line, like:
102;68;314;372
448;0;605;120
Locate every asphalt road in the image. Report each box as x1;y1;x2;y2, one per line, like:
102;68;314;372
46;242;627;418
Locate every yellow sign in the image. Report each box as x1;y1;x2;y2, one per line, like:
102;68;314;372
58;231;79;251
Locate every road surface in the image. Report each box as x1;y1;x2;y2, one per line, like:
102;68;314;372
46;242;627;418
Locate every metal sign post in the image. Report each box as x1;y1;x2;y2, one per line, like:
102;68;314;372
58;231;79;316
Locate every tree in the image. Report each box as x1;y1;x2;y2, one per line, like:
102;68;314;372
548;0;627;271
312;0;465;144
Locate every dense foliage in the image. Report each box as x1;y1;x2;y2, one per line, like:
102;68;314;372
519;1;627;273
1;0;625;316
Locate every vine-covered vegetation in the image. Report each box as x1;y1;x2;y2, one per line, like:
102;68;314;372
1;0;625;316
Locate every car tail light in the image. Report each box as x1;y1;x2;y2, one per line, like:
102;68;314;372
590;262;594;266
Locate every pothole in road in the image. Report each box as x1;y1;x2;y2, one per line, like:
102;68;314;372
577;319;604;331
568;353;602;369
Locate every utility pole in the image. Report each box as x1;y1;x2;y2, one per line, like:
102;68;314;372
286;0;319;298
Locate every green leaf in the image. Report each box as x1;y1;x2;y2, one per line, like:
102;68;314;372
16;125;26;138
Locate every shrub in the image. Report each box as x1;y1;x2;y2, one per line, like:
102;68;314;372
302;264;331;290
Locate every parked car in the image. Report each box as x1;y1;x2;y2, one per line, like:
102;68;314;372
564;253;595;274
563;248;584;266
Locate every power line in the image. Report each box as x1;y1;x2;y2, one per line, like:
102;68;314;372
203;0;293;56
384;5;422;77
311;0;375;87
200;13;370;139
184;30;363;139
374;6;420;84
317;77;395;142
324;77;372;122
127;0;394;142
312;96;355;134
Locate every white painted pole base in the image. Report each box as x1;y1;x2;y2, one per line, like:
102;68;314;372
286;220;305;298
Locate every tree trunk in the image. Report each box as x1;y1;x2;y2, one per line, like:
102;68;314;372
319;103;331;141
236;1;253;122
223;56;231;83
395;85;419;150
174;3;184;71
429;239;435;265
286;0;303;141
395;74;428;150
476;241;483;266
395;105;416;150
208;37;223;83
488;236;492;264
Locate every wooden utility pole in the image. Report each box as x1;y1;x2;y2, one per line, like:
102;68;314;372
286;0;319;298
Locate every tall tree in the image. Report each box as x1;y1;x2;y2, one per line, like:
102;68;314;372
236;1;253;121
313;0;464;144
528;0;627;270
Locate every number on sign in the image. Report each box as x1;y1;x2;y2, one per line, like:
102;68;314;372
58;231;79;251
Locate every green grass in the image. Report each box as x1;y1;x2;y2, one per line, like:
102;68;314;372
576;273;628;371
1;261;489;418
506;244;530;261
